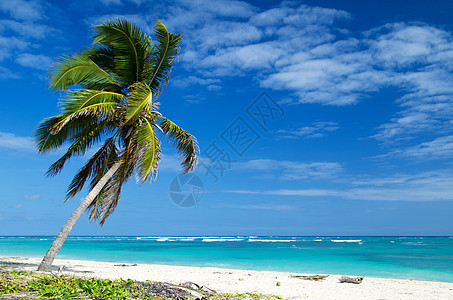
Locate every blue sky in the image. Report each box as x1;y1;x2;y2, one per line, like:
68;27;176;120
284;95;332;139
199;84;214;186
1;0;453;236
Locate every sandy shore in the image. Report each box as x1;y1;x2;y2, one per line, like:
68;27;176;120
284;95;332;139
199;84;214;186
1;256;453;299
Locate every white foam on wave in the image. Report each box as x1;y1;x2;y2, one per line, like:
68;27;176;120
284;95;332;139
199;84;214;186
401;242;423;245
314;239;323;242
202;238;244;242
331;239;362;243
248;239;293;243
156;238;169;242
39;238;47;241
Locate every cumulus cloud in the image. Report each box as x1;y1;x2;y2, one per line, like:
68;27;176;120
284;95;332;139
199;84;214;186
216;202;296;211
24;194;40;200
233;159;343;180
0;35;29;61
172;75;221;89
277;121;339;139
0;0;43;21
385;135;453;159
226;170;453;202
0;132;35;151
72;0;453;153
99;0;122;6
0;0;58;77
151;1;453;146
0;20;50;38
16;53;53;70
0;66;20;79
158;154;187;173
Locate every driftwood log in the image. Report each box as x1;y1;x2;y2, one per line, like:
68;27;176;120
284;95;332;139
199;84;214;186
339;276;364;284
289;274;329;281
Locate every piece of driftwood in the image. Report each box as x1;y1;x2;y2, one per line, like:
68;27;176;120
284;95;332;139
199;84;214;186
181;282;217;295
339;276;363;284
289;274;329;281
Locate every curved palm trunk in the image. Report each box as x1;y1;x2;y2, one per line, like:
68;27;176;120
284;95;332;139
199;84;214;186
38;162;121;271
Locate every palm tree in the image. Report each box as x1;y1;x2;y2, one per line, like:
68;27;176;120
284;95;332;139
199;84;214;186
35;18;198;271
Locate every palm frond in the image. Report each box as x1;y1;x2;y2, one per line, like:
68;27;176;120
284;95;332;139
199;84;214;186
52;89;123;133
125;82;153;122
50;54;120;91
147;19;181;98
35;115;99;153
136;118;161;182
46;121;109;177
96;139;140;225
93;19;153;86
88;139;120;192
88;190;105;221
66;138;117;199
160;117;198;173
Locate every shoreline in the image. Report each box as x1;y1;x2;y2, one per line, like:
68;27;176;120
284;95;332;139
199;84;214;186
2;256;453;299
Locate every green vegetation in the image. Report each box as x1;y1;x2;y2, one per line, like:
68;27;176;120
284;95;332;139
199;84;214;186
0;268;283;299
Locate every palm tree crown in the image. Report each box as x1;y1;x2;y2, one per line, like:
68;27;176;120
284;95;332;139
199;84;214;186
35;18;198;225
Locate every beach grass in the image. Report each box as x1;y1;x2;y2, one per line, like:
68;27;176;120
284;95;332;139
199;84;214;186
0;266;282;300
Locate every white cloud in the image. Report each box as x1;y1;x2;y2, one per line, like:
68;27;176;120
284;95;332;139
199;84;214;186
277;121;339;139
16;53;53;70
216;202;296;211
99;0;122;6
0;20;50;38
386;135;453;159
226;170;453;202
233;159;342;180
158;154;186;173
0;0;57;78
172;75;221;89
173;0;255;20
0;66;20;79
91;1;453;148
24;194;40;200
0;132;35;151
0;35;29;61
167;2;349;81
0;0;43;21
159;2;453;145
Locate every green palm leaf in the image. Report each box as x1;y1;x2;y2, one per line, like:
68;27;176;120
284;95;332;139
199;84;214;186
93;19;153;86
160;117;198;173
35;114;99;153
46;121;110;177
125;82;153;122
50;54;120;91
147;19;181;98
66;138;118;199
52;89;123;133
136;118;161;182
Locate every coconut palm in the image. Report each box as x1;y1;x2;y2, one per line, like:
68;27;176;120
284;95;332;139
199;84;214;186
35;18;198;271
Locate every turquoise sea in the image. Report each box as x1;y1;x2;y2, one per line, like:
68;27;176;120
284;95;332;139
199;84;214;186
1;236;453;282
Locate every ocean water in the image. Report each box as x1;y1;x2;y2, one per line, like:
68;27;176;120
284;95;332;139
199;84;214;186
1;236;453;282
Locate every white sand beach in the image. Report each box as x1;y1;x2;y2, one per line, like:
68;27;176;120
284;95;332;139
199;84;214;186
2;256;453;299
